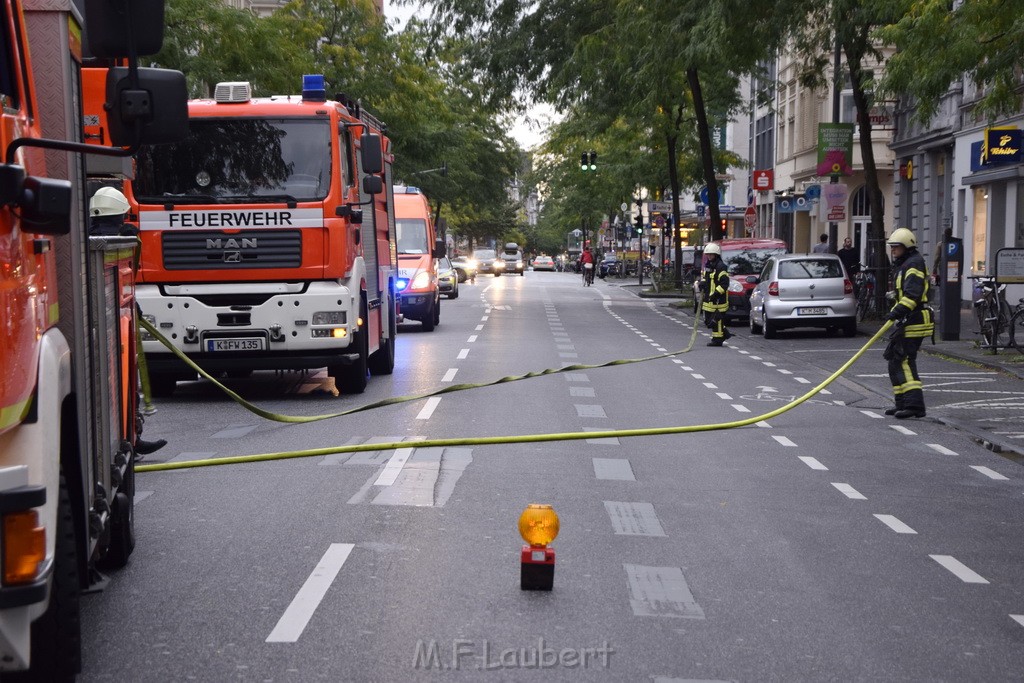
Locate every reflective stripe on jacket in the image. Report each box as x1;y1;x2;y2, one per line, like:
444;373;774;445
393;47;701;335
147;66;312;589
701;260;730;313
889;249;934;339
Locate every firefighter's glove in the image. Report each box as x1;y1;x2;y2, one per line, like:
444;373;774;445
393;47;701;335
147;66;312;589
887;304;909;321
886;290;896;303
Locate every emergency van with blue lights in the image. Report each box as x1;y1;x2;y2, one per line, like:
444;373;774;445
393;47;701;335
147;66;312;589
393;186;446;330
130;75;399;396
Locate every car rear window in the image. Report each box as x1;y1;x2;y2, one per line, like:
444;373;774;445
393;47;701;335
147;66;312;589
778;259;843;279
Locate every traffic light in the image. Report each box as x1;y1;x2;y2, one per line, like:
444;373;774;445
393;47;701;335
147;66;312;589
634;213;643;236
580;153;587;171
580;151;597;171
588;151;597;171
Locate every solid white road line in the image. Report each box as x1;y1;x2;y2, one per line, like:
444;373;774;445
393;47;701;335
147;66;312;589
929;555;989;584
873;514;917;534
457;348;470;359
927;443;958;456
889;425;917;435
266;543;355;643
441;369;458;383
416;397;441;420
860;410;884;419
798;456;828;470
772;435;797;447
375;447;414;486
971;465;1009;481
832;483;866;500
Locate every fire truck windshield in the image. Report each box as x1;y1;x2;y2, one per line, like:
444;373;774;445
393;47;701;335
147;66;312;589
396;219;429;255
133;117;332;203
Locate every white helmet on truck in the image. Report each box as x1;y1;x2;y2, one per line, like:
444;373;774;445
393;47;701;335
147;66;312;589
90;186;130;217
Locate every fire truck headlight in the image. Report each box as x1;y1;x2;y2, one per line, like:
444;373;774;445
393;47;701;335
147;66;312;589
312;311;346;325
411;271;431;290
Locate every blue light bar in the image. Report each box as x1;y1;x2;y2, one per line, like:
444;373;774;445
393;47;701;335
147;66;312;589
396;278;410;292
302;74;326;102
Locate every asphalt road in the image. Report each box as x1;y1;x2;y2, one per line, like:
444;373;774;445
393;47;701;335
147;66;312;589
80;271;1024;681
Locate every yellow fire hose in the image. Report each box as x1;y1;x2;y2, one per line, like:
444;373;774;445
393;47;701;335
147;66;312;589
135;316;892;473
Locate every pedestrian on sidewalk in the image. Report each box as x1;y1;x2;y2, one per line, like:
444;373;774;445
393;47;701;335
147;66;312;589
812;233;829;253
883;227;933;419
701;243;732;347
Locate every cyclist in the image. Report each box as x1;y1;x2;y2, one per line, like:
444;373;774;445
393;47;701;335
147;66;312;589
581;248;595;286
883;227;933;419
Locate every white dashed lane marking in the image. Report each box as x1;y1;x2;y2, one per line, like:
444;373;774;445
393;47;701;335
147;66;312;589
772;435;797;447
861;410;884;419
889;425;917;435
441;369;458;382
874;514;917;534
732;404;750;413
416;397;441;420
467;335;478;343
798;456;827;470
703;382;718;389
930;555;989;584
716;392;733;400
266;543;355;643
832;483;866;500
970;465;1009;481
457;349;469;359
927;444;958;456
1011;615;1024;629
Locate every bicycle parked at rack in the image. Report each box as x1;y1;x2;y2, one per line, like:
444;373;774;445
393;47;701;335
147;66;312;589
970;275;1024;352
853;267;877;321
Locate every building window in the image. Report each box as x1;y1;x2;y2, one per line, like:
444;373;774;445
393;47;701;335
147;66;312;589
972;187;988;274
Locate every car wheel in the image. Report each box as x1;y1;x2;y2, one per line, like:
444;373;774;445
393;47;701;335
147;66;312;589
763;313;778;339
421;299;435;332
449;284;459;299
749;310;763;335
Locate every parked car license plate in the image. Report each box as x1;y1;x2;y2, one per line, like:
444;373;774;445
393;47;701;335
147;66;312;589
797;307;827;316
207;337;264;352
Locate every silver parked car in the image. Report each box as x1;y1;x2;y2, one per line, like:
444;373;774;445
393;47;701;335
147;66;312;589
748;253;857;338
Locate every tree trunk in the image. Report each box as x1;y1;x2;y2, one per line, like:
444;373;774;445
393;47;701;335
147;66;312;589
687;68;722;242
666;131;683;288
844;39;889;310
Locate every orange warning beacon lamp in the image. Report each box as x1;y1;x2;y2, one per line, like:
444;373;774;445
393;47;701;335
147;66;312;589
518;504;559;590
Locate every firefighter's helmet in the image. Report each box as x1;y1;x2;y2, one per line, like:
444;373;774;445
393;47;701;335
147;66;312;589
90;187;129;217
704;243;721;256
886;227;916;248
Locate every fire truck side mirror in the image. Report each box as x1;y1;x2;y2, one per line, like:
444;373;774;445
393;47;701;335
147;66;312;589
362;175;383;195
18;176;72;235
335;205;363;224
105;67;188;147
433;238;446;259
85;0;166;58
360;134;383;174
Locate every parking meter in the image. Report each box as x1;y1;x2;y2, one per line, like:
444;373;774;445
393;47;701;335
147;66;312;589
939;236;963;341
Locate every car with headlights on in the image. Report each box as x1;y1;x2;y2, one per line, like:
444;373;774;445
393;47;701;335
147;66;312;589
532;255;556;271
451;254;477;282
748;253;857;338
473;247;504;276
437;256;459;299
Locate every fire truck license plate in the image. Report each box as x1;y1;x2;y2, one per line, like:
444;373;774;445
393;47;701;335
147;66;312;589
207;338;265;352
797;307;827;316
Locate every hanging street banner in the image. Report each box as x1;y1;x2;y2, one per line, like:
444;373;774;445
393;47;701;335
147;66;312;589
819;183;849;222
816;123;855;177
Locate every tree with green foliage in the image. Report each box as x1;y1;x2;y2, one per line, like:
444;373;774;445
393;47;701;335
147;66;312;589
880;0;1024;124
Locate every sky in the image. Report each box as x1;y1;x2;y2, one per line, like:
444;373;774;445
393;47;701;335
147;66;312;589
382;0;553;150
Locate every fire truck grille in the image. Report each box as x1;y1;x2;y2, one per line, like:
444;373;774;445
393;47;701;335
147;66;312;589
162;230;302;270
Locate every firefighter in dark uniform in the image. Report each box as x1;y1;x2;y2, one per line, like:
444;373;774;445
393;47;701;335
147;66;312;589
700;243;733;347
883;227;933;419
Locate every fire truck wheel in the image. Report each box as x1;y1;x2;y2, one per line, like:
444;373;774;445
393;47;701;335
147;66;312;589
11;473;82;682
421;299;436;332
149;373;177;398
331;299;369;393
368;295;396;376
98;456;135;570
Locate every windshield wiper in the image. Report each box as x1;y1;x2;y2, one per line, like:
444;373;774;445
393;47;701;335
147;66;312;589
220;194;300;206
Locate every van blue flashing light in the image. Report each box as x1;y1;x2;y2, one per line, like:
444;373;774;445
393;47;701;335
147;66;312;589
396;278;410;292
302;74;326;102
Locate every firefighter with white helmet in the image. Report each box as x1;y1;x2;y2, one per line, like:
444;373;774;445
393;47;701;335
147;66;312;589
88;186;133;235
700;242;733;347
882;227;933;419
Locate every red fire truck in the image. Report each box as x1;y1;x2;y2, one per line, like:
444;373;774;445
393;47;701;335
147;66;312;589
0;0;187;677
130;77;399;397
